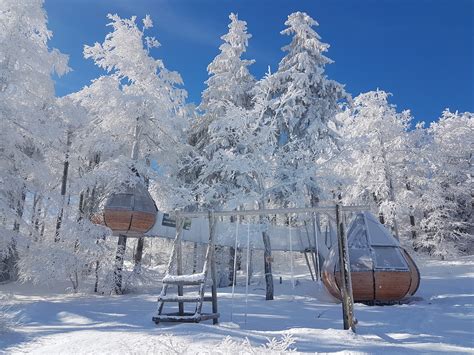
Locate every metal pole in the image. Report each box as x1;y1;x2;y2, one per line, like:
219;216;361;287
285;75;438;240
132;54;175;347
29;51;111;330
175;218;184;316
230;219;239;321
209;212;219;324
289;215;295;289
336;204;356;332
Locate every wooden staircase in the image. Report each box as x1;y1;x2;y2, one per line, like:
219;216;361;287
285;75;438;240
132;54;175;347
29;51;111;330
153;215;219;324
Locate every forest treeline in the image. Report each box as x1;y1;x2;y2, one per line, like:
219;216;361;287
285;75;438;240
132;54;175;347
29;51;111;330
0;1;472;292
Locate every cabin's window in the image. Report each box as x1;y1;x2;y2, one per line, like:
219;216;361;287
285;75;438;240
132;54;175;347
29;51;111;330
107;194;133;209
373;246;408;270
335;248;373;271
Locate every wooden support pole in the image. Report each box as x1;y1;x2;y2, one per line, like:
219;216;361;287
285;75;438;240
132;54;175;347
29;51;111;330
336;204;356;332
303;251;315;281
175;218;184;316
114;235;127;294
209;212;218;324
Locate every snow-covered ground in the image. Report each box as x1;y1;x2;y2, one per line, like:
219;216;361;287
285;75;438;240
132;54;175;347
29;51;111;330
1;255;473;354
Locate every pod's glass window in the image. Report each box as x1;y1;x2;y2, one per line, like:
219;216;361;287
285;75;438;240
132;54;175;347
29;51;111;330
335;248;373;272
373;246;408;270
107;194;133;209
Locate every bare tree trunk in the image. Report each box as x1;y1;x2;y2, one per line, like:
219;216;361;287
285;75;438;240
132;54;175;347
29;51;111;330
39;206;47;239
373;193;386;225
229;246;236;286
34;196;43;237
378;133;399;239
258;200;273;300
132;155;149;274
94;260;100;293
247;248;253;285
55;130;72;242
133;237;145;274
13;187;26;232
114;235;127;294
6;187;26;281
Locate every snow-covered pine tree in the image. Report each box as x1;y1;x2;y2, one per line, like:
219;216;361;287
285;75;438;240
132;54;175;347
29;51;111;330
192;13;255;150
188;13;256;287
269;11;348;208
245;12;348;297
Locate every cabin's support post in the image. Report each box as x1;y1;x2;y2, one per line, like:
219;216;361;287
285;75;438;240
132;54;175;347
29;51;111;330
114;235;127;294
175;218;184;315
303;251;315;281
133;236;145;274
336;204;356;332
209;212;218;324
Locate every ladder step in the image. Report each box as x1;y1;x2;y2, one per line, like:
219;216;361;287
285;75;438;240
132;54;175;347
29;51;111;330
153;312;219;324
159;295;201;303
162;273;206;285
158;295;214;302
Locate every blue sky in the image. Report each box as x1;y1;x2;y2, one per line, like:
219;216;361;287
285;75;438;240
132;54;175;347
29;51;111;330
45;0;473;124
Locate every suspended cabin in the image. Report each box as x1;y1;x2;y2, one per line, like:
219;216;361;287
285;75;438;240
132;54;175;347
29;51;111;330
98;184;158;237
322;212;420;303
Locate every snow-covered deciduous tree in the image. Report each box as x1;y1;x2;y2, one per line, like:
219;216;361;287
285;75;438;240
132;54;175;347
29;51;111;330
416;110;473;257
80;13;189;292
336;90;412;238
0;0;69;281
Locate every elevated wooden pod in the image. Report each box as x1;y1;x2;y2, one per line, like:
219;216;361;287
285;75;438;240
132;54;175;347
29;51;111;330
100;184;157;237
322;212;420;303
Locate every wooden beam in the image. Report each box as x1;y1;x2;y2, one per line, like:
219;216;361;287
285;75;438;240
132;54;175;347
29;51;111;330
174;205;368;219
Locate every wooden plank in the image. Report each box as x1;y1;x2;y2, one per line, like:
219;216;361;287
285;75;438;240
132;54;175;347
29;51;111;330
152;312;219;324
159;295;201;303
374;271;411;301
335;271;375;301
104;210;132;231
130;211;156;233
162;279;205;286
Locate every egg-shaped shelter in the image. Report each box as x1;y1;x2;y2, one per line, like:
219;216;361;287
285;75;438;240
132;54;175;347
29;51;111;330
101;184;158;237
322;212;420;303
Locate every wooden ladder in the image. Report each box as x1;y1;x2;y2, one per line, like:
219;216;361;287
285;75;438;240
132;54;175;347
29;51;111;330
152;214;219;324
